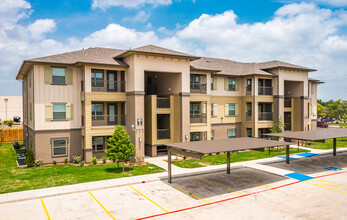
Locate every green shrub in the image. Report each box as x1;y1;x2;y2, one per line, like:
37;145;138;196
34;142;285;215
25;147;35;167
79;161;84;167
102;157;107;164
7;120;13;127
91;157;97;165
53;160;57;165
34;158;43;167
64;158;68;164
73;156;81;164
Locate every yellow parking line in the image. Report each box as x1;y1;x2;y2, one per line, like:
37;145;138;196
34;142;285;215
305;181;347;194
164;180;210;203
327;159;336;167
337;161;346;168
89;192;116;220
129;185;168;213
195;176;245;195
40;199;51;220
314;178;347;187
315;158;323;165
231;174;274;188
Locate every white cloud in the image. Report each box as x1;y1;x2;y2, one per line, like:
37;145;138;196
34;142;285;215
123;10;151;23
91;0;172;10
27;19;56;40
279;0;347;7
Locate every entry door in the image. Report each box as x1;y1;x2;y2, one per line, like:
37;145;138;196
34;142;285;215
107;71;117;92
108;103;117;125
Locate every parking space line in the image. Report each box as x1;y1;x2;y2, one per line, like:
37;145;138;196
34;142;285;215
231;174;274;188
305;180;347;194
164;180;210;204
337;161;346;168
129;185;168;213
195;176;245;195
40;199;51;220
327;159;336;167
89;192;116;220
315;158;323;165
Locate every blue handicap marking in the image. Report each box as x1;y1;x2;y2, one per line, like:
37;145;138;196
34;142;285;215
285;172;314;181
277;156;298;160
324;167;343;171
297;152;319;157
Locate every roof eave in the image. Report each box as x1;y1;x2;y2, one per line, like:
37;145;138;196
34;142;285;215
114;50;201;61
261;66;316;72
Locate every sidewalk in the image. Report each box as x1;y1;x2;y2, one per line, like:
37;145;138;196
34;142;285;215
0;146;346;205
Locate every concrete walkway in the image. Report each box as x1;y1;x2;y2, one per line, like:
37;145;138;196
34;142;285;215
1;146;346;205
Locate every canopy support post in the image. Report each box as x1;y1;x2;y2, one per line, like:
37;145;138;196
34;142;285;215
286;145;290;164
333;138;337;156
227;151;230;174
168;147;172;183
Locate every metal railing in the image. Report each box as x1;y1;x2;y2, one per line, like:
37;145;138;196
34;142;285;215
284;98;292;108
258;112;273;121
258;86;273;95
157;129;170;140
246;111;252;121
92;115;126;126
190;113;207;124
284;123;292;131
157;97;170;108
85;80;126;92
190;83;207;94
246;86;252;95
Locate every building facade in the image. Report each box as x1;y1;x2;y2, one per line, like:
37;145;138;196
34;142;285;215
0;96;23;123
16;45;321;163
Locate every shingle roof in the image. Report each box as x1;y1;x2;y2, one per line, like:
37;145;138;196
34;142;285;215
27;47;128;66
115;44;200;59
258;60;316;72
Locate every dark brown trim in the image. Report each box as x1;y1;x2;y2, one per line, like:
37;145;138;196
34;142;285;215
126;91;145;96
300;96;309;99
211;122;242;126
34;128;82;132
179;92;190;96
273;95;284;99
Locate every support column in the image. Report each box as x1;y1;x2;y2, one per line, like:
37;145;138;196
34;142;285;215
168;147;172;183
333;138;337;156
286;145;290;164
227;151;230;174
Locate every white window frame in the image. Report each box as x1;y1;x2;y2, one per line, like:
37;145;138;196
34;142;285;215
52;67;66;85
53;103;66;120
228;104;236;116
52;138;68;157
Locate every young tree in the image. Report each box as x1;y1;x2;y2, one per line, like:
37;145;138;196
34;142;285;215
105;126;135;172
270;118;286;133
25;147;35;167
338;113;347;128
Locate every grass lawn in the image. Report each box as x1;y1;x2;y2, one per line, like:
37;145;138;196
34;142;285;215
172;148;309;168
308;138;347;150
0;143;164;194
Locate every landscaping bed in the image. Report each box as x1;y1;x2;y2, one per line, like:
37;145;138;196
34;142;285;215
171;148;309;168
0;143;164;194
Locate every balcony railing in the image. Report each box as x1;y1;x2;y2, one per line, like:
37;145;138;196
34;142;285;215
246;86;252;95
284;98;292;108
85;80;126;92
284;123;292;131
190;83;207;94
157;129;170;140
157;97;170;108
246;111;252;121
92;115;126;126
258;86;273;95
258;112;273;121
190;113;207;124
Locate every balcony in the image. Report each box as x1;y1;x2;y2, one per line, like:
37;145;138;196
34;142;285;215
157;97;170;108
82;80;126;92
157;129;170;140
258;86;273;95
92;115;126;127
258;112;273;121
190;83;207;94
246;111;252;121
190;113;207;124
246;86;252;95
284;98;292;108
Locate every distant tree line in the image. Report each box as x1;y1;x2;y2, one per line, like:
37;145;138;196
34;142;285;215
317;99;347;128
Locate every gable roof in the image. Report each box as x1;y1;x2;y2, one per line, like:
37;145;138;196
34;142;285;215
114;44;200;60
258;60;316;72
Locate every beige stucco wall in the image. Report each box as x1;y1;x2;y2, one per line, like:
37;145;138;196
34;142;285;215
0;96;22;122
211;123;241;140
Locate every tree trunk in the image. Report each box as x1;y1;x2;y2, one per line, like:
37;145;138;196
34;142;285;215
122;162;125;172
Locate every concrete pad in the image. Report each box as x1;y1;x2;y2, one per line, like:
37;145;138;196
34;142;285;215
0;199;48;220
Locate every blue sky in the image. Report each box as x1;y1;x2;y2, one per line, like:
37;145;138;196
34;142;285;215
1;0;347;100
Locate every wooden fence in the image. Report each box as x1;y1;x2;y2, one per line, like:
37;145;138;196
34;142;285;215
0;126;23;143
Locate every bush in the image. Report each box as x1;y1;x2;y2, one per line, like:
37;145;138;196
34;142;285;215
25;147;35;167
91;157;97;165
79;161;84;167
73;156;81;164
64;158;68;164
102;157;107;164
53;160;57;165
7;120;13;127
34;158;43;167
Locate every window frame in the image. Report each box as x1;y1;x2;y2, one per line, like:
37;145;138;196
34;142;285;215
51;138;68;157
52;103;66;120
228;104;236;116
211;130;215;140
91;69;104;87
92;103;104;120
52;67;66;85
190;103;200;117
227;129;236;139
190;132;200;142
92;136;105;152
228;78;236;91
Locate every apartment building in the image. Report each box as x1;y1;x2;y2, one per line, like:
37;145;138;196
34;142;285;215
16;45;321;163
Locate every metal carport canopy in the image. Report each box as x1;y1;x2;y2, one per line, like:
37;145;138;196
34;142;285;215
165;137;293;183
264;128;347;156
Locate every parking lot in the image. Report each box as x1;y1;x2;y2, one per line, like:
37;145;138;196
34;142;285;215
1;152;346;220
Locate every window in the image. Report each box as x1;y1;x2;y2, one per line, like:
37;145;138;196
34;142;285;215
211;130;215;140
92;103;104;120
247;128;252;137
190;103;200;117
190;75;200;89
53;104;66;120
92;137;104;151
52;68;66;85
228;104;235;116
211;76;216;90
52;138;67;156
246;79;252;94
190;132;200;142
228;78;236;91
228;129;236;138
91;69;104;87
211;104;214;116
